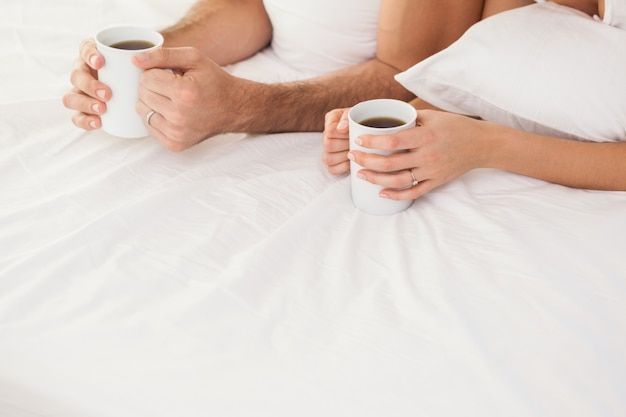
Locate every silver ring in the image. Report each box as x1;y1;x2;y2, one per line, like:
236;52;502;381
146;110;156;126
409;169;418;187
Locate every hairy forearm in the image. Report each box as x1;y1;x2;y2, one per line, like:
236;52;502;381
229;59;415;133
160;0;272;66
485;123;626;191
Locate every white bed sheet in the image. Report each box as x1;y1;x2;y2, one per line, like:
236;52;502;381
1;1;625;416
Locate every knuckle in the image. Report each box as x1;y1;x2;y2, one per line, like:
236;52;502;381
79;39;94;60
324;110;335;126
71;112;82;126
327;162;348;176
168;111;187;129
165;141;186;153
139;71;150;85
322;135;336;151
387;135;402;149
390;175;406;188
62;93;73;109
72;112;91;130
377;158;395;172
134;101;145;116
175;85;198;105
327;165;340;175
69;68;82;86
164;125;188;145
324;108;341;123
79;38;95;52
88;79;103;97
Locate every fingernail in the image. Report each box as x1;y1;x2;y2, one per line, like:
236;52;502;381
96;89;106;100
357;172;366;180
379;193;390;199
89;55;98;67
89;120;98;129
337;120;348;130
355;136;363;146
91;103;100;114
347;152;355;161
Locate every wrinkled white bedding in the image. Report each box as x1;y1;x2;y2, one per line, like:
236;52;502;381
1;1;625;416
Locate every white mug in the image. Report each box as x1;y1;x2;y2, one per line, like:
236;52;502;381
95;26;163;138
349;99;417;215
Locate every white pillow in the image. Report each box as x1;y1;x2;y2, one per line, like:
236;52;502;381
263;0;379;76
395;2;626;142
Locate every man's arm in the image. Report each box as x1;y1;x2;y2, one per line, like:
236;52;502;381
161;0;272;66
228;0;486;133
133;0;486;150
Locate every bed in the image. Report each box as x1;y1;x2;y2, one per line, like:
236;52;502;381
1;1;625;416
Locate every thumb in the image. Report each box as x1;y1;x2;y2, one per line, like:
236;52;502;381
132;46;197;70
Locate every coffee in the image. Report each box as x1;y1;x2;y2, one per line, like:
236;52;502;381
110;40;155;50
359;117;405;128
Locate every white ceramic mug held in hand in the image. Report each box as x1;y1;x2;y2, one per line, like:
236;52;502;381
349;99;417;215
95;26;163;138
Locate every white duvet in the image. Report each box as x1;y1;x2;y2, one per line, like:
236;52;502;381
1;1;625;416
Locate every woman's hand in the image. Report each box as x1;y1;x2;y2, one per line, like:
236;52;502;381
321;108;351;175
347;109;490;200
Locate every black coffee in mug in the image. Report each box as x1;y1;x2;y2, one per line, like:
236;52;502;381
359;116;405;128
110;40;155;50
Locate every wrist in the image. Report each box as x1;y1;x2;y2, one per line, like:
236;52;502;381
217;77;294;134
477;119;514;170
